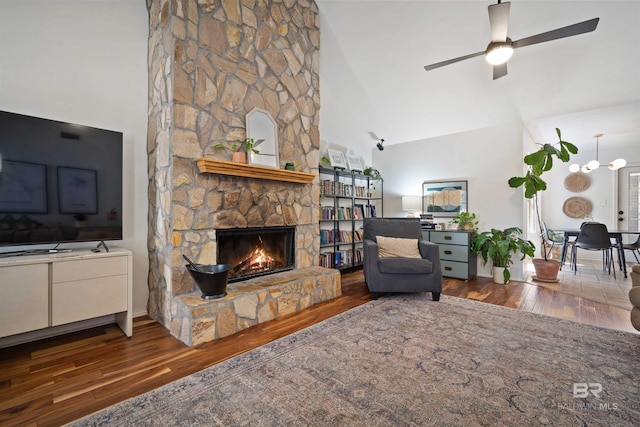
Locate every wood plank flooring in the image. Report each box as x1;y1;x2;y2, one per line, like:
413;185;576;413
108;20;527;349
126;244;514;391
0;271;636;427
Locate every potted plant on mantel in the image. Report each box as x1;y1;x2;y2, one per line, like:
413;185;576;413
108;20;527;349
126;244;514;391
214;138;260;163
508;128;578;282
471;227;535;284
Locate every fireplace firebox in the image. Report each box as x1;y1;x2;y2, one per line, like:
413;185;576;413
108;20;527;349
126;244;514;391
216;226;295;282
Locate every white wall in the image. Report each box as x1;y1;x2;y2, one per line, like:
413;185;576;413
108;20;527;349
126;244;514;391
371;123;529;280
541;141;640;260
0;0;150;316
543;146;640;231
318;6;383;169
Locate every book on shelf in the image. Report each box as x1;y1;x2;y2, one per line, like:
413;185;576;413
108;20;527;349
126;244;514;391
318;249;356;268
364;204;377;218
321;206;335;220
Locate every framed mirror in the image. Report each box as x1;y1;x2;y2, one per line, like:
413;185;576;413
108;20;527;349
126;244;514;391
246;108;278;168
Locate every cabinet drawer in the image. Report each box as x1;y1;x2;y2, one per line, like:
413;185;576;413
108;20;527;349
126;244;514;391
52;275;128;326
429;231;468;246
0;264;49;337
437;244;469;262
53;256;127;283
440;260;470;280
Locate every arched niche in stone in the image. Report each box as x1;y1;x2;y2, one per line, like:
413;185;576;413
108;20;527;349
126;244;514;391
246;108;279;168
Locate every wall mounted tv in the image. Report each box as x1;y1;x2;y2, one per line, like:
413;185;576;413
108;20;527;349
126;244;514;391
0;110;123;251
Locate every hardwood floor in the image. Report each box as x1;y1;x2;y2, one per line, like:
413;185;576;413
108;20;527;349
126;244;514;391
1;271;636;427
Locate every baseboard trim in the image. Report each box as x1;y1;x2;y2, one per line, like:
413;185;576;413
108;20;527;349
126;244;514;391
0;315;117;348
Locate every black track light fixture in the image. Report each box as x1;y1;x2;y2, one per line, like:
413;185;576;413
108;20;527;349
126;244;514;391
376;139;385;151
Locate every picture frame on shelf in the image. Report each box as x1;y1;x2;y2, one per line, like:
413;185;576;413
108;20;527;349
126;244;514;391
327;149;347;169
346;154;363;172
422;180;467;217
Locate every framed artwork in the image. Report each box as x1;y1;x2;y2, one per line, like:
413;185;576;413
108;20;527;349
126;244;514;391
327;149;347;169
57;167;98;214
422;180;467;217
346;154;363;172
0;160;48;213
246;108;279;168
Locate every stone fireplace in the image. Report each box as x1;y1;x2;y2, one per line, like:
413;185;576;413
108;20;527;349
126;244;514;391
145;0;338;345
217;226;295;282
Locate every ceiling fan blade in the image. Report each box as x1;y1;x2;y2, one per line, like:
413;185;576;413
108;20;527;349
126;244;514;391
493;63;508;80
488;1;511;42
424;51;485;72
512;17;599;49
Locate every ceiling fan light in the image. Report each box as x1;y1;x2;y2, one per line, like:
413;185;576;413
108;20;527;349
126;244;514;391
569;163;580;173
485;42;513;65
581;165;591;173
587;160;600;170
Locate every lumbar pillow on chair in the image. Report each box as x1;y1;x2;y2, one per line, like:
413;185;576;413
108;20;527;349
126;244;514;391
377;236;421;259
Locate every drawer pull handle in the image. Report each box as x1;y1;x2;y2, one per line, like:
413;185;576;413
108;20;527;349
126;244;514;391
444;236;452;240
444;250;452;255
444;266;452;271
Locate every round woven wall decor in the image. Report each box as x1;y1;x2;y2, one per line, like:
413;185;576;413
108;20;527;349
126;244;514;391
564;172;591;193
562;197;593;218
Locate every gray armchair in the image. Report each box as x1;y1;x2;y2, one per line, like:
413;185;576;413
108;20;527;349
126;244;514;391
363;218;442;300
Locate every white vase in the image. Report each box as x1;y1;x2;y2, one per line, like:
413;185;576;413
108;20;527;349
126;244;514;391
492;266;509;284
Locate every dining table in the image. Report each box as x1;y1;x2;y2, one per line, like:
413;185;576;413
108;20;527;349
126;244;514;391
553;228;640;278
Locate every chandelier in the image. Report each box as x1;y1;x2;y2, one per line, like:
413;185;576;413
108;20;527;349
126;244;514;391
568;133;626;173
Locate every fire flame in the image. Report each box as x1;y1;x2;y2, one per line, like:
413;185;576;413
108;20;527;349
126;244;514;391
236;245;276;274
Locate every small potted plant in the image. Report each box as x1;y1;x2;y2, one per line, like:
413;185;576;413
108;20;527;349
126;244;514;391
471;227;535;284
450;211;478;232
363;166;382;181
320;155;331;168
508;128;578;282
363;166;383;197
214;137;260;163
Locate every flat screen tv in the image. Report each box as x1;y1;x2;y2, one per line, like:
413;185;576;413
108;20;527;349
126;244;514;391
0;110;123;254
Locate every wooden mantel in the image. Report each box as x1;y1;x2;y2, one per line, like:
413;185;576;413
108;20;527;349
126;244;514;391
196;158;316;184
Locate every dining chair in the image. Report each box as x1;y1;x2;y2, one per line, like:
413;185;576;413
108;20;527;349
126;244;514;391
623;234;640;263
571;223;617;278
541;221;566;260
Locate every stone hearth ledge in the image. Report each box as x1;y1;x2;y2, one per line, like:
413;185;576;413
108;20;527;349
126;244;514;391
171;267;341;346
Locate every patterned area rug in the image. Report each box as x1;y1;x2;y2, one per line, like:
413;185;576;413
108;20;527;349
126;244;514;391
69;295;640;426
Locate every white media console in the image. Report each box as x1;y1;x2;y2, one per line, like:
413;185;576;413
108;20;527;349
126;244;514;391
0;247;132;343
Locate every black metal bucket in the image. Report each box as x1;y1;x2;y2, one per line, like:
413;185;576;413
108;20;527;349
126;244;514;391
186;264;230;300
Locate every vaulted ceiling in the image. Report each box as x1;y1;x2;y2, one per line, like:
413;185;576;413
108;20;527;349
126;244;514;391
317;0;640;153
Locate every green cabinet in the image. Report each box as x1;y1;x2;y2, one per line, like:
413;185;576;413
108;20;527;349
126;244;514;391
422;230;477;280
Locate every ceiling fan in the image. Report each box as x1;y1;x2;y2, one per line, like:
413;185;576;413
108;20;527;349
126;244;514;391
423;1;599;80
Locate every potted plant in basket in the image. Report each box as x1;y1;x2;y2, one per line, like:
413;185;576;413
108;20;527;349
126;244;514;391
508;128;578;282
214;138;260;163
450;211;479;232
471;227;535;284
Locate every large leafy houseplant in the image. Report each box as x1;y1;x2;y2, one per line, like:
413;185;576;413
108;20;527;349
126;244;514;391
507;128;578;281
471;227;535;283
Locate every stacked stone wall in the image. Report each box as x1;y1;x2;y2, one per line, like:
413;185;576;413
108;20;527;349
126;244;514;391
172;267;339;345
147;0;321;328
